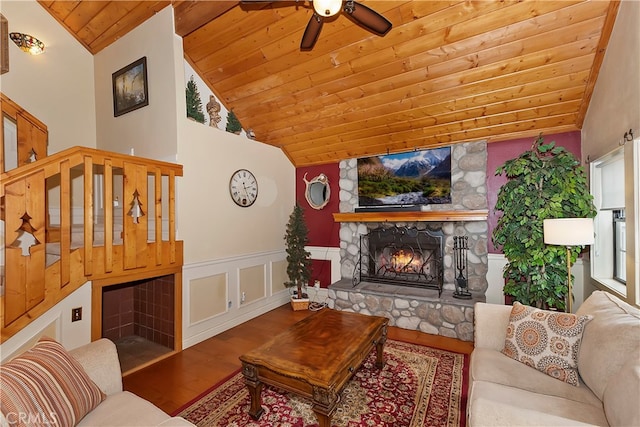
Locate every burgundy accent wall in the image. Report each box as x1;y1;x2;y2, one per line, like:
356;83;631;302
487;131;582;253
295;131;582;277
295;163;341;247
295;163;340;288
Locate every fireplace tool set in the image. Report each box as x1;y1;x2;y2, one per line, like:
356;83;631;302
453;235;472;299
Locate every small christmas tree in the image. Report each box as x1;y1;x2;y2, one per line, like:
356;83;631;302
185;76;205;124
284;203;312;301
226;110;242;134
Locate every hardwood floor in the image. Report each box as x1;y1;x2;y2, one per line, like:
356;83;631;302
123;305;474;415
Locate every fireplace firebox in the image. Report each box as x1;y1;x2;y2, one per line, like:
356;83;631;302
355;226;444;295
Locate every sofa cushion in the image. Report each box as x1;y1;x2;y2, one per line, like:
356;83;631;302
468;381;609;427
470;348;601;407
502;302;591;386
576;291;640;400
69;338;123;396
76;391;172;426
602;357;640;427
0;338;106;427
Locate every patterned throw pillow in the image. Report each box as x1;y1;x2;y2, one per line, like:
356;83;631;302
0;338;106;427
502;302;592;386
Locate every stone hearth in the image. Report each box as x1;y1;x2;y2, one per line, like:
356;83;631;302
328;279;481;341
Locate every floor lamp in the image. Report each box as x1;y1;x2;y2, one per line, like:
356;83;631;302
543;218;595;313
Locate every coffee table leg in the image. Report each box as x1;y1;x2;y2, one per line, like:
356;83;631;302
312;410;331;427
312;387;337;427
375;325;388;369
241;363;264;420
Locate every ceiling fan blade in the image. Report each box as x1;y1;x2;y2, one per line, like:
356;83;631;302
344;1;392;36
300;14;324;50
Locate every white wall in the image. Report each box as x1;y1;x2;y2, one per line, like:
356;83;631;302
0;0;96;353
582;0;639;160
183;61;245;136
486;254;587;311
176;66;295;347
582;0;640;306
0;283;91;362
1;2;296;354
0;0;96;155
177;120;295;262
94;6;178;161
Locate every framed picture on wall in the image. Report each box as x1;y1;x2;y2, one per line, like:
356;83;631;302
1;14;8;74
112;56;148;117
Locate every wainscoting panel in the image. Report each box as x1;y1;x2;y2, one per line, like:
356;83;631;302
239;265;266;305
487;253;586;310
182;250;289;349
271;259;288;294
189;273;227;324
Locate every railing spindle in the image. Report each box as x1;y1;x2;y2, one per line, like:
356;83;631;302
60;160;71;287
83;156;94;276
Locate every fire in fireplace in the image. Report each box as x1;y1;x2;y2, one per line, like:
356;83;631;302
355;226;444;295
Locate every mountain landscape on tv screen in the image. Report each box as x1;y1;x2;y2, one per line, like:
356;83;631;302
357;147;452;206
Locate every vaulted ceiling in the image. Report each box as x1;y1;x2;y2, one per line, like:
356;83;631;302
37;0;619;166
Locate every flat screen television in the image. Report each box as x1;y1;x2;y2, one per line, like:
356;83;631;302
357;146;451;208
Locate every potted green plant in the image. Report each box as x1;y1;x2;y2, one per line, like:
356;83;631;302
492;135;596;310
225;110;242;134
284;203;312;310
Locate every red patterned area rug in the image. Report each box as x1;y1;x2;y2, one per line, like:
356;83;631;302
173;340;469;427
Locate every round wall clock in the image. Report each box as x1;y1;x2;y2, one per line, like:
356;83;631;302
229;169;258;207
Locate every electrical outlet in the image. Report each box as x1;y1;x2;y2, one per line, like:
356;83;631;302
71;307;82;322
241;292;246;303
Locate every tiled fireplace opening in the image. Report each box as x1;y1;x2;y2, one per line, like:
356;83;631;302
102;275;174;372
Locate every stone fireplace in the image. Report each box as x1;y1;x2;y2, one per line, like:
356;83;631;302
328;141;489;342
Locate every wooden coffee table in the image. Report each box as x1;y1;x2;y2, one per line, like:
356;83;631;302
239;309;388;427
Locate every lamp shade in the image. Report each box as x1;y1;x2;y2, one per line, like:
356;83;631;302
543;218;595;246
313;0;342;16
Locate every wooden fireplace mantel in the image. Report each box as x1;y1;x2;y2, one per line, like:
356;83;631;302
333;210;489;223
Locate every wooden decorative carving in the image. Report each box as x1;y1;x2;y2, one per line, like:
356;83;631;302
128;189;145;223
9;212;41;256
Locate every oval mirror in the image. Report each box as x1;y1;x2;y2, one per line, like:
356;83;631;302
303;172;330;210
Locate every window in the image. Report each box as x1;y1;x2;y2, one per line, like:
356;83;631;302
613;209;626;283
590;138;640;302
590;147;626;295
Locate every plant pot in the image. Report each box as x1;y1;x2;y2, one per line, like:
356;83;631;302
290;296;310;311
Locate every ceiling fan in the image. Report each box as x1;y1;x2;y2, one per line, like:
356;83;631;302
241;0;392;50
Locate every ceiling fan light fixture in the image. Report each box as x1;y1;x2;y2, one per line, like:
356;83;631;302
312;0;342;17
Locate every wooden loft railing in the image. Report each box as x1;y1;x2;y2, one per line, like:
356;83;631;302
0;146;183;343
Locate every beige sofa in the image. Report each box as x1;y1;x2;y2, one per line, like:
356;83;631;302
1;338;194;427
468;290;640;426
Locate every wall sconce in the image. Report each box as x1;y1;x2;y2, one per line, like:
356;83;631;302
10;32;44;55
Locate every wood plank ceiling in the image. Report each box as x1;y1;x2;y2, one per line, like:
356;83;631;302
38;0;619;166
